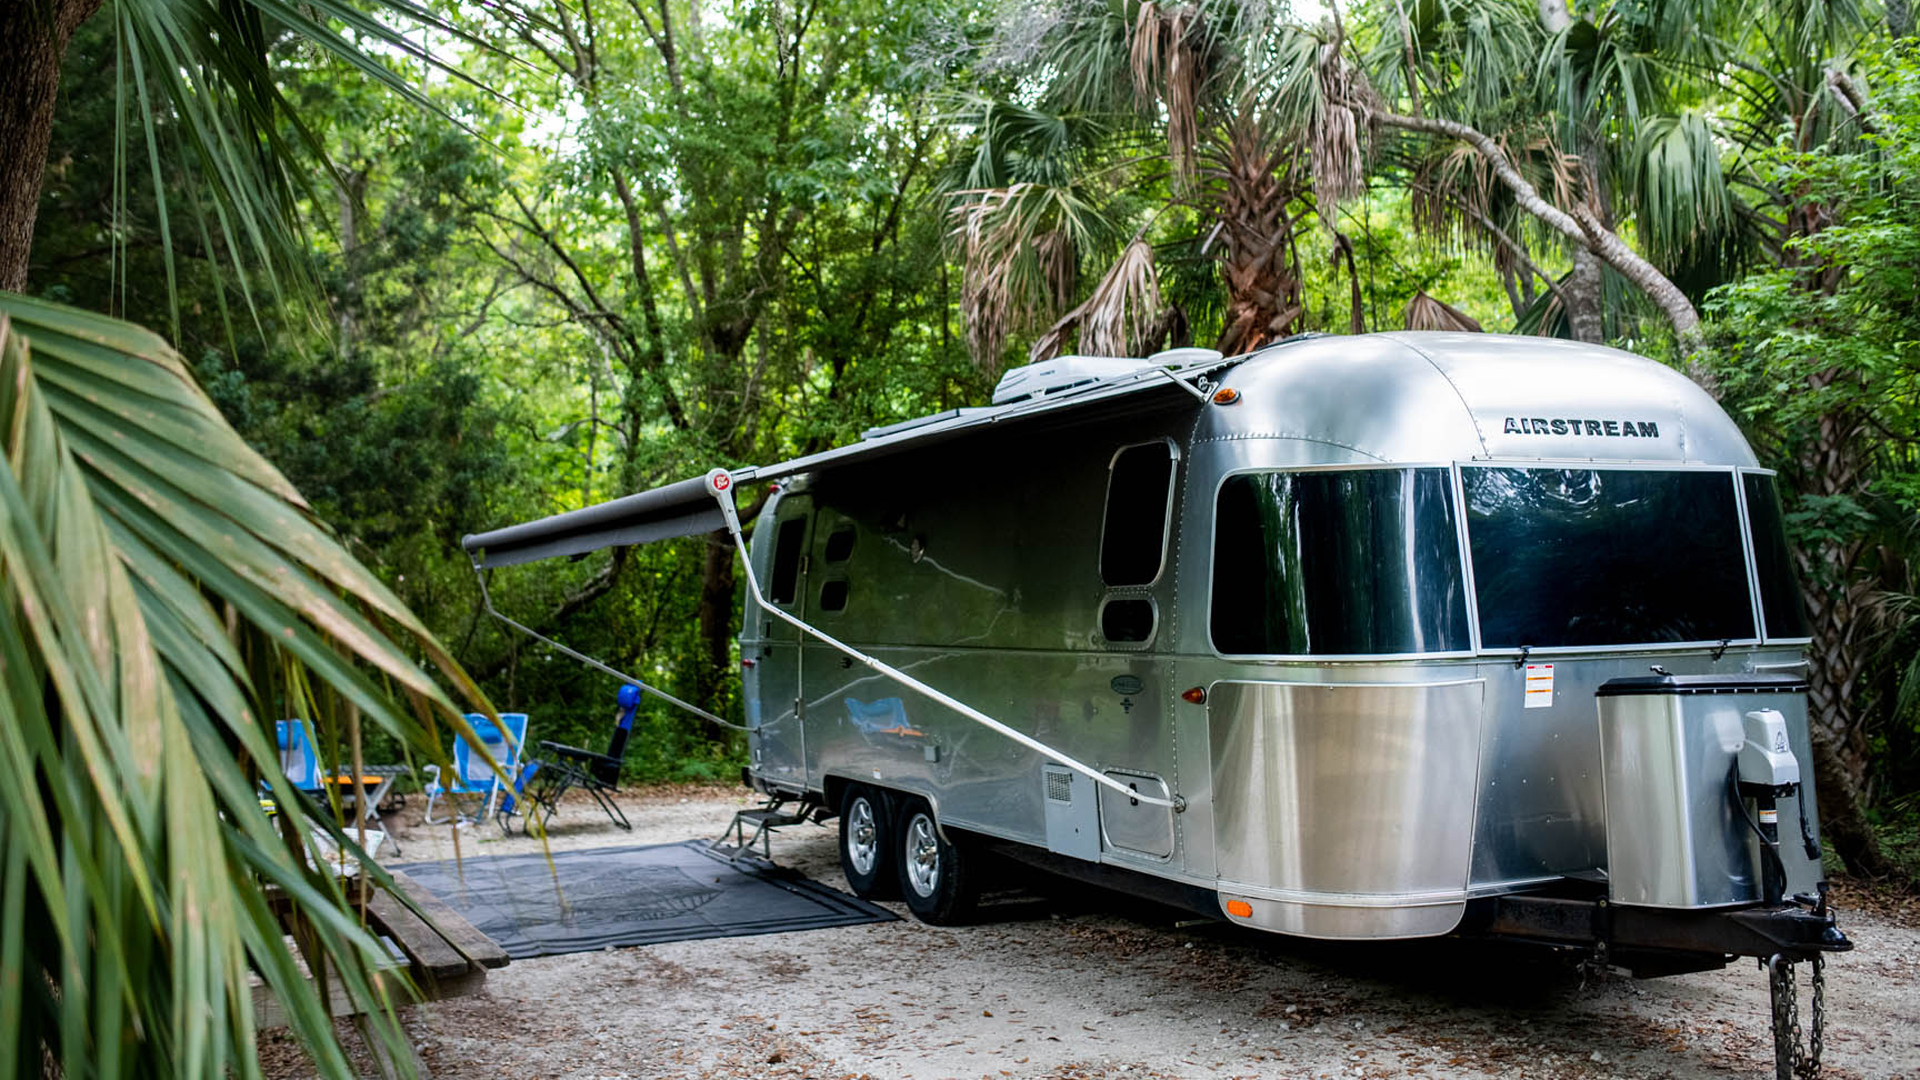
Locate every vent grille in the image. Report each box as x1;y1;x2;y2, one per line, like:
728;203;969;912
1045;771;1073;803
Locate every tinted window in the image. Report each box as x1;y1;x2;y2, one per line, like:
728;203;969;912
823;526;855;563
818;579;849;612
1743;473;1811;639
1211;469;1470;655
1101;598;1154;643
768;517;806;605
1101;443;1176;586
1463;468;1753;647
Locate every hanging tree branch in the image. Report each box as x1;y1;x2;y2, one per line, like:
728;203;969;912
1358;106;1702;346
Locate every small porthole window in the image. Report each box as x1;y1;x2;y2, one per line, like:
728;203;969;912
1101;598;1154;643
819;579;849;612
824;526;856;563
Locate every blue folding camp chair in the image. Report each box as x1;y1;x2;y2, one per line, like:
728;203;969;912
276;719;324;792
423;712;529;828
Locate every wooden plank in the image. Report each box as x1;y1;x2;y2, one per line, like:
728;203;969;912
383;869;511;970
250;964;489;1031
361;886;473;981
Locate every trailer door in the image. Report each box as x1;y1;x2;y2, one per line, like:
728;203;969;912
753;493;813;786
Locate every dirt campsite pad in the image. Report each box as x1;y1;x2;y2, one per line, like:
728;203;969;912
262;784;1920;1080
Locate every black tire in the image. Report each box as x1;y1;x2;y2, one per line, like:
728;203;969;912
892;796;978;925
838;784;897;900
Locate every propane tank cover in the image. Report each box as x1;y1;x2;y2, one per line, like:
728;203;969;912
1739;709;1800;788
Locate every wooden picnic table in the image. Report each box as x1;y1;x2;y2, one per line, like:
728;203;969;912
254;868;508;1030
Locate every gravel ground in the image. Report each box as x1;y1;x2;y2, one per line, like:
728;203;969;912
262;784;1920;1080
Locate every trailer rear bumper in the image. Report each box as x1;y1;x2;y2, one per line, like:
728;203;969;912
1466;892;1851;973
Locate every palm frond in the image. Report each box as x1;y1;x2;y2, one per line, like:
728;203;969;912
1029;237;1163;362
111;0;509;336
0;292;487;1077
1403;289;1483;331
1629;110;1735;268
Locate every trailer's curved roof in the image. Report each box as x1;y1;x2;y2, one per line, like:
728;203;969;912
1201;331;1757;466
463;332;1753;567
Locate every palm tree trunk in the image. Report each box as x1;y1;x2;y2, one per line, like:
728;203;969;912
1211;133;1304;355
1564;249;1604;342
0;0;102;290
1794;394;1892;877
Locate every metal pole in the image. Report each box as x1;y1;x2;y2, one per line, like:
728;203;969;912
701;469;1182;811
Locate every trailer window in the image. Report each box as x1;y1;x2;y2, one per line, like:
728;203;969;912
1210;468;1470;655
1101;442;1176;586
1462;467;1753;648
823;525;856;563
818;579;849;612
1743;473;1811;639
768;517;806;605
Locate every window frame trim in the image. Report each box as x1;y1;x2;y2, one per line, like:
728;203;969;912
1204;460;1479;663
1097;593;1160;650
1098;437;1183;590
1737;466;1814;645
1457;460;1765;655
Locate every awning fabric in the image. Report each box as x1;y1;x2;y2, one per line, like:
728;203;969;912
461;357;1228;569
462;475;723;568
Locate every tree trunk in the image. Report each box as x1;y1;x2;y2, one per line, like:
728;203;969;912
0;0;102;290
1211;130;1305;356
1794;392;1892;877
1563;249;1604;342
694;529;737;730
1362;108;1703;346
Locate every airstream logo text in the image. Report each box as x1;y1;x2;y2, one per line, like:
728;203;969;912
1501;417;1660;438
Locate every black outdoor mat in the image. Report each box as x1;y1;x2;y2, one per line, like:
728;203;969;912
393;839;896;959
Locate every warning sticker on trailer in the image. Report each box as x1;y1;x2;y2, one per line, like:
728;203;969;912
1524;664;1555;709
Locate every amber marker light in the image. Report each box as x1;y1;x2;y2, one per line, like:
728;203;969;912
1211;387;1241;405
1225;899;1253;918
1181;686;1207;704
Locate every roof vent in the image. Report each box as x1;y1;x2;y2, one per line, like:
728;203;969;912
991;355;1161;405
1148;346;1223;366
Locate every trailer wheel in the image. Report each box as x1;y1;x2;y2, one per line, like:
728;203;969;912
838;784;897;900
894;797;978;925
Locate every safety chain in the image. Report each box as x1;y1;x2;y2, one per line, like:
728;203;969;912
1804;954;1825;1079
1768;954;1825;1079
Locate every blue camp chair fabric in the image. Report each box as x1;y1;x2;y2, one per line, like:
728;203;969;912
277;719;324;792
424;713;529;826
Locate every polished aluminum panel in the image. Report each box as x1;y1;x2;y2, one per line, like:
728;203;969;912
1207;679;1484;938
1098;770;1174;859
729;333;1815;944
1599;688;1823;907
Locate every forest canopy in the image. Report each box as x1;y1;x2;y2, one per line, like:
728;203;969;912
19;0;1920;865
5;0;1920;1070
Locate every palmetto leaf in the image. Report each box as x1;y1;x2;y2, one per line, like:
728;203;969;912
110;0;510;337
1630;111;1734;267
0;292;489;1077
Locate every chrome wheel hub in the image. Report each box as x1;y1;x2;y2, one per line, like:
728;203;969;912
905;813;940;897
847;797;879;876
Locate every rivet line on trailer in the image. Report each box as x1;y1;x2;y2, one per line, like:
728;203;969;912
703;468;1184;812
469;558;754;732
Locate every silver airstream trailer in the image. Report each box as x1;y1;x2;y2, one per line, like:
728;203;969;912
463;332;1849;1073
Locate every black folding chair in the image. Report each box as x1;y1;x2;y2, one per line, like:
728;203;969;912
519;684;639;832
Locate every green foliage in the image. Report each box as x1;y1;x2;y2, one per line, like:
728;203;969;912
0;291;491;1079
1699;41;1920;807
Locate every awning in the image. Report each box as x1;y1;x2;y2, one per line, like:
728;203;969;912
462;357;1229;569
462;475;723;568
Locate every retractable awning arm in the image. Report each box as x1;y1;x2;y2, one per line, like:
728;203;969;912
696;469;1183;812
